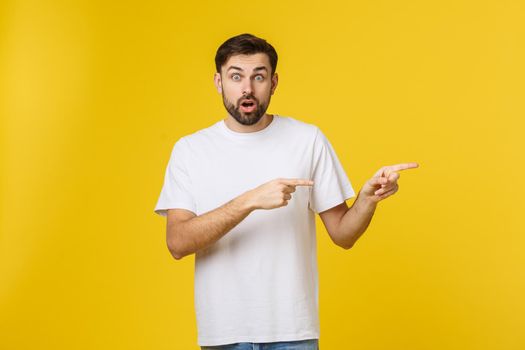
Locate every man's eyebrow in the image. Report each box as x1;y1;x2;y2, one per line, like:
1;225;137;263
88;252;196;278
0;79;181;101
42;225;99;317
226;66;268;73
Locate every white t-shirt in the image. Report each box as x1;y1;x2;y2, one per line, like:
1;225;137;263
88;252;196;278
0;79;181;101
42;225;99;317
154;115;355;346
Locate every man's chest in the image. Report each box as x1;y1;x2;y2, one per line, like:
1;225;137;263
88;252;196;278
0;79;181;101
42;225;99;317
188;140;314;215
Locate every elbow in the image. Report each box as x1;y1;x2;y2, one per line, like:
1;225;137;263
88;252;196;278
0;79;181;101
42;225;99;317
166;224;190;260
337;230;361;250
341;242;354;250
171;250;183;260
332;233;354;250
337;238;354;250
169;246;184;260
166;238;185;260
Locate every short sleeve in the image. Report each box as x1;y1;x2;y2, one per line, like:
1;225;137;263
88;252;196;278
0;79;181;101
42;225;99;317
309;127;356;214
154;137;196;217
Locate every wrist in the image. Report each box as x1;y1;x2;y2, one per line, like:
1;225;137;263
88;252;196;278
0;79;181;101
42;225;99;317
238;190;258;212
357;190;379;208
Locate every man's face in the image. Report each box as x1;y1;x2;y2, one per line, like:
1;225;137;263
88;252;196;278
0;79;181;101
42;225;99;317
214;53;278;126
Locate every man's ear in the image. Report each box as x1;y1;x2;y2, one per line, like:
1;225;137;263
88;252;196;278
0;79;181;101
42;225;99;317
270;72;278;95
214;72;222;94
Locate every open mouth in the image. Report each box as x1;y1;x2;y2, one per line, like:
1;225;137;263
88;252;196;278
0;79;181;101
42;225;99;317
240;100;256;113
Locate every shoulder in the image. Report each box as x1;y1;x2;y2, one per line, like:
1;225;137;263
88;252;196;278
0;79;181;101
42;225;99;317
172;120;221;151
277;115;320;138
284;116;334;152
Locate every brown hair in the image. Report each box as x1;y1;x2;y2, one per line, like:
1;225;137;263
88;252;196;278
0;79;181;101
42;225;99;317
215;33;278;76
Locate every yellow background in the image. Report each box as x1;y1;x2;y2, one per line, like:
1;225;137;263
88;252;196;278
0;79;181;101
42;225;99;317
1;0;524;349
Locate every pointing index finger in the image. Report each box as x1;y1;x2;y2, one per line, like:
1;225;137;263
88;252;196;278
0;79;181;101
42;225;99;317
281;178;315;186
388;162;420;173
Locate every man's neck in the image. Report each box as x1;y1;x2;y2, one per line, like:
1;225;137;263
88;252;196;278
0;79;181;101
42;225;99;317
223;114;274;133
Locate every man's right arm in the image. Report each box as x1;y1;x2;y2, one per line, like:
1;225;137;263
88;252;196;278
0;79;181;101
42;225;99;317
165;178;314;260
166;192;254;260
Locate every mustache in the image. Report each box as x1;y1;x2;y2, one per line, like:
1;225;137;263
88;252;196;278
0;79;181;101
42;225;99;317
238;95;258;105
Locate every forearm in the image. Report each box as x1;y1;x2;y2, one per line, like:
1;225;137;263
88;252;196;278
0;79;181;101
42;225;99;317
337;190;378;249
169;192;255;259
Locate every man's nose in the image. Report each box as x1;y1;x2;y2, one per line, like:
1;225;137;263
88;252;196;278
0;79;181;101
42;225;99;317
242;81;254;96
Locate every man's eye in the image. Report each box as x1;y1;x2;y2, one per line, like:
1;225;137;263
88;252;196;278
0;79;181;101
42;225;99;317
255;75;264;81
231;74;241;80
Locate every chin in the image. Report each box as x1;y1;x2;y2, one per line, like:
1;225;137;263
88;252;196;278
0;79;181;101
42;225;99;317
241;117;260;126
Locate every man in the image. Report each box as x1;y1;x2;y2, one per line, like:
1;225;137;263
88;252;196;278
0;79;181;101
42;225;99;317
154;33;419;350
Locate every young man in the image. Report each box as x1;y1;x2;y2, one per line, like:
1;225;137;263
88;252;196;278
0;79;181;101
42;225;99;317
154;33;419;349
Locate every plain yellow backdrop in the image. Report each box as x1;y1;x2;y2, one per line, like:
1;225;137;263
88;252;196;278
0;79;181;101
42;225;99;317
1;0;524;349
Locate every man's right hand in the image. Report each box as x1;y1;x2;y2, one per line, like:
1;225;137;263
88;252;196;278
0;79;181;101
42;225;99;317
244;178;314;210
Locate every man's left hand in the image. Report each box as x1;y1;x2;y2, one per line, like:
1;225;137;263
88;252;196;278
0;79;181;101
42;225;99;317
360;162;419;203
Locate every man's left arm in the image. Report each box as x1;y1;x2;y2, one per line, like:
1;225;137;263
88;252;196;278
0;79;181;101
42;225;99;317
319;162;419;249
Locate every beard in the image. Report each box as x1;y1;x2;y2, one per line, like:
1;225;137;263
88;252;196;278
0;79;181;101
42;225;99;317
221;91;270;126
